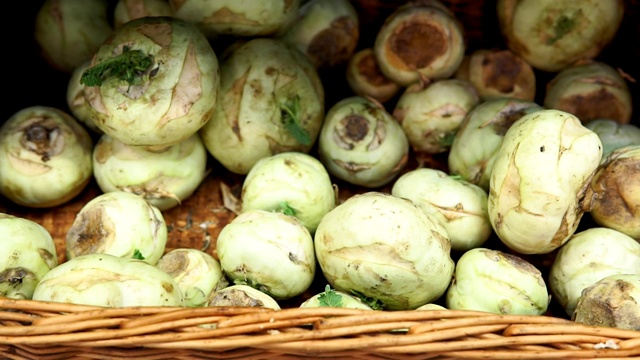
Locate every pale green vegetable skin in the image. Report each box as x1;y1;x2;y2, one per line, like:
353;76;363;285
548;227;640;317
241;152;336;233
34;0;113;73
446;248;550;315
200;38;325;175
585;145;640;239
373;2;465;86
543;61;633;124
447;98;543;191
497;0;624;72
92;133;208;211
415;303;447;311
573;274;640;330
488;109;602;254
392;168;491;252
33;253;184;307
318;96;409;188
393;79;480;154
114;0;172;29
314;192;454;310
0;214;58;300
208;284;281;310
0;106;94;208
585;119;640;160
66;60;102;134
156;248;228;308
66;191;168;266
85;16;220;147
300;290;373;310
280;0;360;68
216;210;316;300
169;0;300;38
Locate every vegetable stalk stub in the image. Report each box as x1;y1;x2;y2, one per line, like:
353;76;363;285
83;16;220;147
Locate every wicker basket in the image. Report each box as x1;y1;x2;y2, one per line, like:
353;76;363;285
1;0;640;359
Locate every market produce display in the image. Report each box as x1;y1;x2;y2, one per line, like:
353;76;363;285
1;0;640;357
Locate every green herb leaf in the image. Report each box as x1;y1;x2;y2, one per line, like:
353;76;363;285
279;201;297;216
448;174;463;181
281;95;311;146
351;290;384;310
318;285;343;307
80;48;153;87
547;14;575;45
132;249;145;260
439;131;457;147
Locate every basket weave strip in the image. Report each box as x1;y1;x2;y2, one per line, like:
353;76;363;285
503;323;640;339
0;299;639;358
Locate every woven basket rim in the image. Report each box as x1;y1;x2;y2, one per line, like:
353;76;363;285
0;298;639;359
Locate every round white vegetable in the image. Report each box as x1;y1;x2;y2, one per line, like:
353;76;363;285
0;106;93;208
314;192;454;310
33;253;184;307
446;248;550;315
0;214;58;300
300;285;373;310
241;152;336;234
216;210;316;300
66;191;168;265
488;109;602;254
92;133;208;211
393;79;480;154
318;96;409;188
207;284;281;310
392;168;491;252
156;248;229;308
84;16;220;147
549;227;640;317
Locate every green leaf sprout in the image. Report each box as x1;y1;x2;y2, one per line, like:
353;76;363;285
80;48;153;87
279;201;297;216
547;14;576;45
351;289;384;310
318;285;343;307
132;249;145;260
281;95;311;146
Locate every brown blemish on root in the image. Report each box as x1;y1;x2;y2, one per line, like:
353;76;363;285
333;115;370;151
161;281;175;294
38;248;57;270
223;67;252;141
158;42;202;127
386;20;447;71
135;22;173;47
93;136;113;164
589;156;640;226
0;268;34;288
203;7;261;26
307;16;358;68
573;279;640;330
481;50;522;94
66;206;116;258
493;143;523;232
484;249;545;287
342;115;369;142
18;117;65;162
357;49;393;87
208;288;265;307
555;88;627;124
487;102;538;136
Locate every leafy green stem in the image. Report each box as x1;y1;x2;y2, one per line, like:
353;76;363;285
281;95;311;146
81;48;153;87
